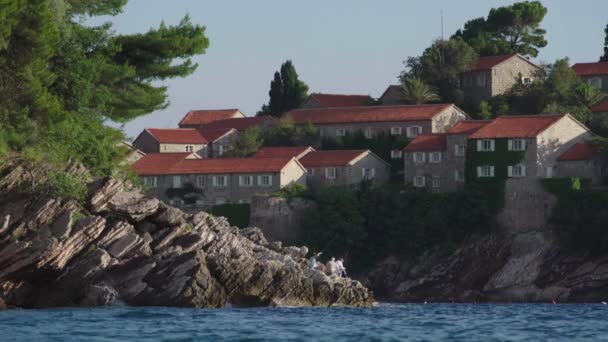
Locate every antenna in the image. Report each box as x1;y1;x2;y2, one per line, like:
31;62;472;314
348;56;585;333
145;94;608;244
441;9;444;40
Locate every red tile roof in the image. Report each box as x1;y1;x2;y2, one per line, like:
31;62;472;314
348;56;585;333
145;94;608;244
299;150;368;167
307;93;372;107
447;120;492;135
403;134;447;152
198;128;237;142
179;109;243;126
287;104;454;125
254;146;314;159
146;128;208;144
591;98;608;112
133;154;295;176
558;143;597;161
572;62;608;76
468;114;566;139
471;54;516;70
201;116;272;131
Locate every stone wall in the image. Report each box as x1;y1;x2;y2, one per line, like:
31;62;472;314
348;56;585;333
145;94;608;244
249;195;315;244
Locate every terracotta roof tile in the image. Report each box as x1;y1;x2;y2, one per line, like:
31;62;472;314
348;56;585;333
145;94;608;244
446;120;492;135
254;146;314;159
198;128;237;142
591;98;608;112
201;116;272;131
307;93;372;107
299;150;368;167
471;54;516;70
468;114;566;139
403;134;447;152
572;62;608;76
179;109;243;126
287;104;454;125
133;154;294;176
146;128;208;144
558;143;597;161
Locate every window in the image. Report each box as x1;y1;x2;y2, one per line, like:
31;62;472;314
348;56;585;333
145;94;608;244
213;175;227;187
143;176;158;188
391;150;403;159
454;144;466;157
413;152;425;163
196;176;205;188
407;126;422;138
172;176;182;188
508;139;526;151
454;170;464;182
215;198;226;205
477;139;495;152
362;168;376;179
546;166;554;179
258;175;272;186
477;165;495;178
429;152;442;163
508;164;526;178
364;127;372;139
308;168;315;177
390;127;403;135
476;73;486;86
239;175;253;187
432;176;440;188
336;128;347;137
588;77;602;89
521;77;533;85
325;167;337;179
218;145;225;156
413;176;425;187
185;145;193;153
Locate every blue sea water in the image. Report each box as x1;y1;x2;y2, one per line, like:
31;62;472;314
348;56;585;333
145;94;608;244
0;304;607;341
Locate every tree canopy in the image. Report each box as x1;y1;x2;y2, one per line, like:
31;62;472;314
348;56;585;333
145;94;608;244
400;77;440;104
0;0;209;175
453;1;548;58
600;23;608;62
258;60;309;117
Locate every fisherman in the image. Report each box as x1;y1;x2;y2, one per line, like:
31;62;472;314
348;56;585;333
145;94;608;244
325;257;338;276
309;252;321;271
336;258;347;277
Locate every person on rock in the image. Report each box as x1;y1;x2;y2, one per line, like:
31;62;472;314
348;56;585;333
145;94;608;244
309;252;322;271
325;257;338;276
336;258;347;277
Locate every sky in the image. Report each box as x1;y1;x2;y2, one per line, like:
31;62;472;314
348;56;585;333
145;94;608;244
91;0;608;138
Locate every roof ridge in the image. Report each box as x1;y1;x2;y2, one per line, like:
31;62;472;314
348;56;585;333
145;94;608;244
288;103;452;112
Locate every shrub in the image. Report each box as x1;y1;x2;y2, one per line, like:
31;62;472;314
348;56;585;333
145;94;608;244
270;183;310;200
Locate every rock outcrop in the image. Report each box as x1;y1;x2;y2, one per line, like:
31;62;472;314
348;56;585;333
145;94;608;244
0;162;372;309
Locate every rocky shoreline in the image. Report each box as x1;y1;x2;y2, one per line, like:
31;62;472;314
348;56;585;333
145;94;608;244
0;162;373;309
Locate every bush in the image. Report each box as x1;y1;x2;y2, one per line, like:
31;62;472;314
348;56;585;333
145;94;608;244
210;204;251;228
270;183;310;200
43;172;88;203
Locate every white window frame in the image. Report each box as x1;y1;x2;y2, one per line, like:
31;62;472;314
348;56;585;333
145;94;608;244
432;175;440;188
406;126;422;138
362;168;376;180
185;145;193;153
336;128;347;137
588;77;602;89
196;176;205;188
508;164;526;178
454;170;464;182
213;175;227;187
477;139;495;152
239;175;253;187
477;165;495;178
476;73;486;86
390;127;403;135
364;127;373;139
218;145;225;156
143;176;158;188
391;150;403;159
521;76;533;85
413;152;426;163
429;152;442;163
172;176;182;188
454;144;466;157
413;176;425;188
325;167;337;179
258;174;272;187
508;139;526;151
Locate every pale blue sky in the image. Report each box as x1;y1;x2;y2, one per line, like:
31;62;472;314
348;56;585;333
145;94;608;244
92;0;608;138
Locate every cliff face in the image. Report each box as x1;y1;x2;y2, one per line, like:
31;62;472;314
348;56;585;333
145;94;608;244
0;162;372;309
365;179;608;303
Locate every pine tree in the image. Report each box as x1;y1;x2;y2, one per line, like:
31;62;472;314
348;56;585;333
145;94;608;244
600;24;608;62
259;60;309;117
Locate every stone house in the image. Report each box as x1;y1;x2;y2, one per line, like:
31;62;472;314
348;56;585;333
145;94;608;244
198;128;240;157
201;116;274;133
379;85;406;105
133;128;209;156
590;99;608;131
556;143;607;185
402;120;491;192
460;54;541;104
132;153;307;208
301;93;373;108
254;146;315;160
178;109;246;128
467;114;592;181
572;62;608;91
286;104;467;142
299;150;390;192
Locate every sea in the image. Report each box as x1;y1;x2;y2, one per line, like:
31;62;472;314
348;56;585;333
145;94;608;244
0;303;607;341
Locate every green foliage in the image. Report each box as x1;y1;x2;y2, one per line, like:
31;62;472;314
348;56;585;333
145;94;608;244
166;183;204;205
453;1;548;57
258;60;309;117
401;38;477;102
41;170;88;202
400;77;440;104
0;1;209;176
601;23;608;62
226;127;263;157
263;116;319;147
210;204;250;228
303;184;492;272
270;183;310;200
